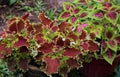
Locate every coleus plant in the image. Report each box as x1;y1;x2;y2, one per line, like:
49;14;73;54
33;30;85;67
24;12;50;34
59;0;120;64
0;0;120;77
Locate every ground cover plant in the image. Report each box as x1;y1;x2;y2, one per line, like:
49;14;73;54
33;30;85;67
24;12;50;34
0;0;120;77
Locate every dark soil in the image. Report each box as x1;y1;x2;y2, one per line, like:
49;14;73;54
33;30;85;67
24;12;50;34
0;0;40;32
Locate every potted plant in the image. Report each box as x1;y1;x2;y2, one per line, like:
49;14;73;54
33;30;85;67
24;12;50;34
0;0;120;77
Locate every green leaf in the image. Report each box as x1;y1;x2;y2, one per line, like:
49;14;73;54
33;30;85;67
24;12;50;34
105;12;118;25
48;32;57;40
103;50;117;65
96;3;104;10
73;0;79;3
79;11;89;20
89;10;104;21
42;28;48;36
9;0;17;5
58;11;71;20
94;52;98;59
46;9;56;20
62;2;74;11
107;40;118;52
31;49;38;57
68;16;78;26
101;46;108;55
117;24;120;32
116;13;120;22
104;26;117;40
60;57;69;68
84;54;93;63
73;7;81;15
89;24;104;38
113;0;120;5
117;15;120;32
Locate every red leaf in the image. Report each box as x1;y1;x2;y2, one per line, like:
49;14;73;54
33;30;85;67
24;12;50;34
109;40;115;47
18;58;29;71
106;30;113;39
74;8;80;14
22;13;29;20
71;17;77;23
68;32;78;41
0;31;12;38
0;44;12;57
8;21;17;33
102;40;107;49
35;52;43;61
7;18;16;24
14;36;29;47
35;33;45;44
58;22;71;32
49;21;55;28
25;20;30;27
80;13;87;18
116;9;120;14
27;24;34;34
111;7;117;11
39;43;54;53
66;58;79;68
90;32;96;39
38;12;52;27
64;39;70;46
107;12;116;20
79;30;87;40
88;40;99;52
94;12;103;18
103;3;112;10
63;48;81;58
9;19;25;33
44;57;60;74
80;41;89;50
17;19;25;32
60;67;68;77
65;4;73;11
0;44;5;58
115;36;120;46
33;24;43;33
19;46;29;53
61;12;70;18
7;58;16;72
56;37;64;47
107;48;113;59
52;26;58;32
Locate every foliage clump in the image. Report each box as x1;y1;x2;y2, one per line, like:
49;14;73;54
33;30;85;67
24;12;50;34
0;0;120;77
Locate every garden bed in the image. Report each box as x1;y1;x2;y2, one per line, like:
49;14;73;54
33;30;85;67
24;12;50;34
0;0;120;77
